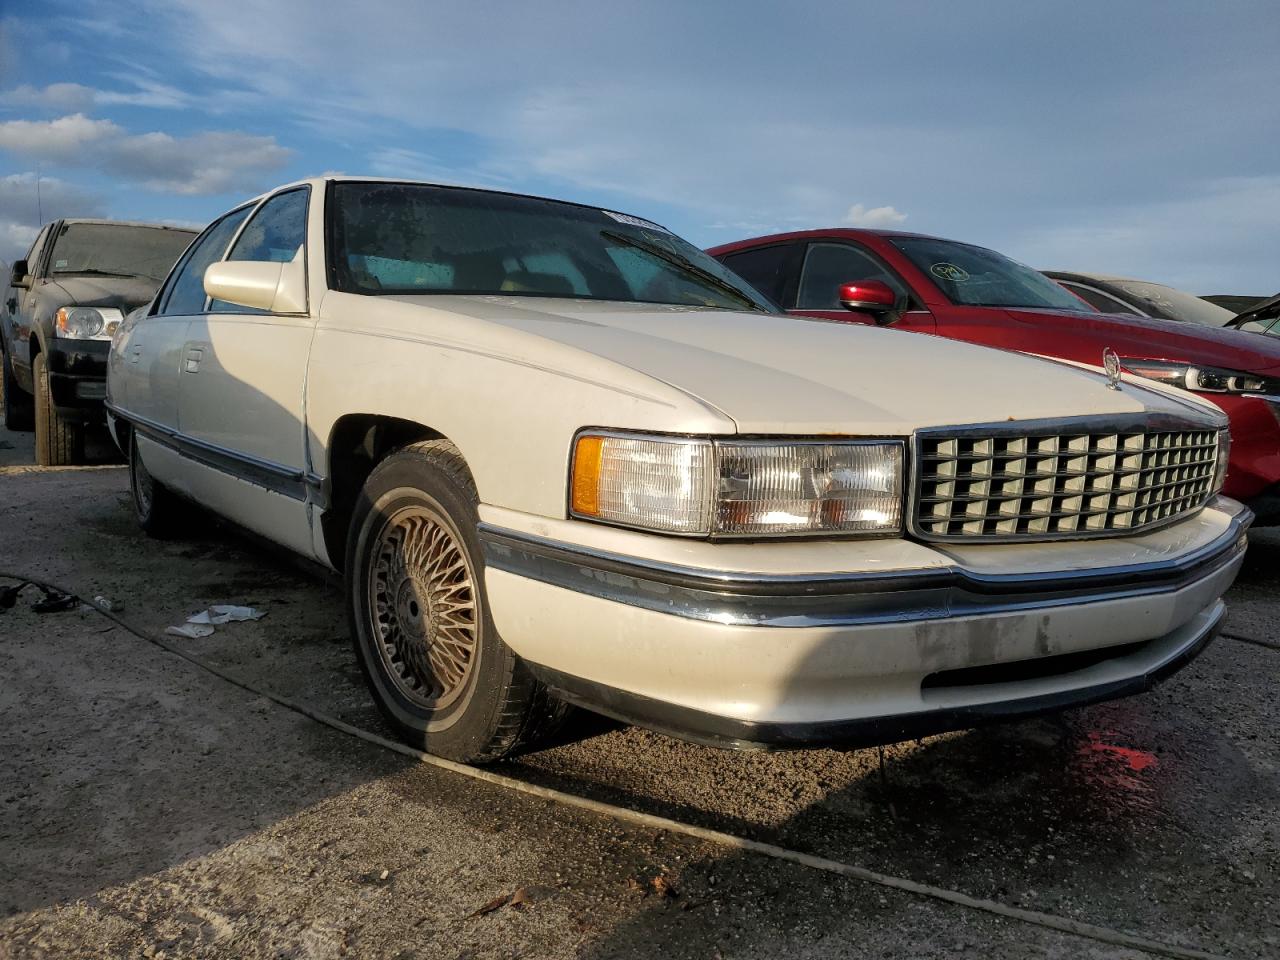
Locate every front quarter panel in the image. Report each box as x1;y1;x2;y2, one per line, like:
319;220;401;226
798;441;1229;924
305;292;737;521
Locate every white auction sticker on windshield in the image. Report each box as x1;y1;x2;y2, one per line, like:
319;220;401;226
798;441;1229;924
603;210;670;233
930;262;970;282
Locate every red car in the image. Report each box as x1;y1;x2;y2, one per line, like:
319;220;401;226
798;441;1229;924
708;229;1280;521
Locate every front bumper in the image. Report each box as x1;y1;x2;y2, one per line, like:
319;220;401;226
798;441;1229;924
1218;394;1280;517
47;339;109;420
479;498;1251;749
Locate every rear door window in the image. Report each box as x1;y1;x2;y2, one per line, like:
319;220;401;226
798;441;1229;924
717;244;799;308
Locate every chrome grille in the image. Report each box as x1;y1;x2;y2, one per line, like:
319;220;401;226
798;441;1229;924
914;424;1219;541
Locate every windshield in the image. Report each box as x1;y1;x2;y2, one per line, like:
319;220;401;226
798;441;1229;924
48;223;196;283
893;237;1091;311
1232;297;1280;336
328;182;775;312
1108;280;1236;327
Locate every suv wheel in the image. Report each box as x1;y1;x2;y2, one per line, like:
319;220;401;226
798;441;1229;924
2;350;34;431
346;439;568;763
33;352;83;466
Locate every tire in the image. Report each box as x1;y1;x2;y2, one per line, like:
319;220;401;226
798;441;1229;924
33;352;83;466
346;439;569;763
129;430;187;538
2;349;34;431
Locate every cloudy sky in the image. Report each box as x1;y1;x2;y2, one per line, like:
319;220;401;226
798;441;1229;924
0;0;1276;292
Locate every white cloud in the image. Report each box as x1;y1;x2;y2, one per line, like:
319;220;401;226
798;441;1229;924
0;113;120;157
844;203;908;228
0;82;98;111
0;79;197;111
366;147;509;189
0;113;290;195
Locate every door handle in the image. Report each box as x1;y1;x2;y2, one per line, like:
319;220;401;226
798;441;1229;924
129;344;142;364
184;347;203;373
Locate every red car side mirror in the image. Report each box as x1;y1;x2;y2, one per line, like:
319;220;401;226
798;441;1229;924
838;280;897;315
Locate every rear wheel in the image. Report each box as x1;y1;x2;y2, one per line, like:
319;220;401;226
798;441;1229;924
346;439;568;763
2;349;34;431
33;352;83;466
129;431;187;538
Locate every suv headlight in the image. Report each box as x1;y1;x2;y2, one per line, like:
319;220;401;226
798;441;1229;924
569;431;904;537
55;306;125;341
1120;358;1271;395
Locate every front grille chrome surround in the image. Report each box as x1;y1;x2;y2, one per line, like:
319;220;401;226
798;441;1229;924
912;416;1221;542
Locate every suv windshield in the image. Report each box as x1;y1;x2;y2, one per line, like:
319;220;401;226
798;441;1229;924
48;223;196;283
894;237;1090;311
1109;280;1236;327
328;182;775;312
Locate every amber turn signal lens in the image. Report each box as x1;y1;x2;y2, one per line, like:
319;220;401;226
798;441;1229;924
570;435;605;516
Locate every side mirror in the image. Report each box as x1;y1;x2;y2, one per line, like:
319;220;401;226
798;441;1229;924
203;250;306;314
10;259;30;289
838;279;898;316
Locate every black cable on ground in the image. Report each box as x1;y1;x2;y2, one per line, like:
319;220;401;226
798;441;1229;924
1220;630;1280;652
0;570;1245;960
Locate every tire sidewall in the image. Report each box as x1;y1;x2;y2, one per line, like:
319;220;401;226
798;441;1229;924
33;353;49;461
129;432;155;527
346;451;511;758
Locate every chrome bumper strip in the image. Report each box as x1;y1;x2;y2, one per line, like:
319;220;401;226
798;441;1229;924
108;402;326;506
478;503;1250;628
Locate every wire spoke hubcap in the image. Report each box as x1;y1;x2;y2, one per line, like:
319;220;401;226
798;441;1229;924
369;504;478;710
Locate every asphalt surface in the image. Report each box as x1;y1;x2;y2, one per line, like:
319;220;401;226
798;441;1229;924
0;420;1276;959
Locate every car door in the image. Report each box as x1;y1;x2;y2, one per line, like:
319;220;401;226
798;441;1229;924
113;205;255;438
6;224;53;383
789;241;936;332
177;186;316;555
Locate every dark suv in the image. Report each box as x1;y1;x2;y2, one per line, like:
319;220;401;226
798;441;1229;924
2;219;196;464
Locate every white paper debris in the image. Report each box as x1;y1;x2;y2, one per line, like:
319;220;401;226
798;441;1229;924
165;623;216;639
187;605;266;625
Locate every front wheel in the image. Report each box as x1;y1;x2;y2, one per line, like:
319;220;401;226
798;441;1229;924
346;439;567;763
33;352;83;466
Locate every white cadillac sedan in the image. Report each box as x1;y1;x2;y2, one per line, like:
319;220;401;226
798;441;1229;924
107;177;1249;763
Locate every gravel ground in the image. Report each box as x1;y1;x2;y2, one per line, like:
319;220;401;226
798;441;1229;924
0;422;1276;959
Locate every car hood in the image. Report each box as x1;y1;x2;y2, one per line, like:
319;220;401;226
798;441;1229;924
49;275;161;311
1001;306;1280;376
398;296;1221;435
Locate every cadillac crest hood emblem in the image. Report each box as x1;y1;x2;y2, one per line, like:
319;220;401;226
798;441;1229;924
1102;347;1122;390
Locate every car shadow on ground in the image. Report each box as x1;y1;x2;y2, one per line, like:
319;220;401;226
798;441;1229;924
561;677;1276;958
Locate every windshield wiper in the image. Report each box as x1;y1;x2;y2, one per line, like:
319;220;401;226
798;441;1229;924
600;230;768;313
53;268;141;279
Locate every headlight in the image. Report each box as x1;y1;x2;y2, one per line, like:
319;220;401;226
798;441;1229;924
1120;358;1270;395
1213;430;1231;494
55;306;125;341
569;431;904;537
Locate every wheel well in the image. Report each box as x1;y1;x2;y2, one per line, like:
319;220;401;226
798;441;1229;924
321;414;449;571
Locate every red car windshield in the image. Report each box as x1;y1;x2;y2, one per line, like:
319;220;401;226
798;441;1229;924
894;237;1090;312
